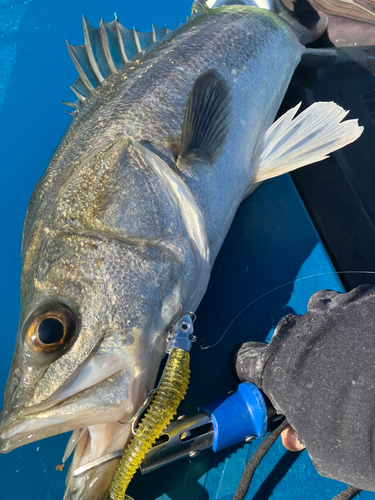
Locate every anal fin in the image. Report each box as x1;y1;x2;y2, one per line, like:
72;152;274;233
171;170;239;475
251;101;363;183
178;69;232;167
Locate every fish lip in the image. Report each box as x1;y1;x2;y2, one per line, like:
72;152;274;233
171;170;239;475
0;398;129;453
0;401;134;500
0;374;133;453
0;403;63;448
0;351;133;452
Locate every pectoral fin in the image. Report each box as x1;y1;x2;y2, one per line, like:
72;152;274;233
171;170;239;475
177;69;232;167
251;101;363;183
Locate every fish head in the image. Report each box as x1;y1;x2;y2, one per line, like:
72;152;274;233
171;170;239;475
0;140;197;499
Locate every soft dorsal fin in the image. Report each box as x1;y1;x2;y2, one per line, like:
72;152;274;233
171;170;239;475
64;17;169;110
191;0;211;16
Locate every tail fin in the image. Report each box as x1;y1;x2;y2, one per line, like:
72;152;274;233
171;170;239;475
251;101;363;183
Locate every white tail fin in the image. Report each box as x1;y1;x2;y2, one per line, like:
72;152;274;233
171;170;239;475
251;101;364;183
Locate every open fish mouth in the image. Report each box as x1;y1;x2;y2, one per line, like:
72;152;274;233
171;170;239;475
0;352;141;499
62;422;132;500
0;352;133;447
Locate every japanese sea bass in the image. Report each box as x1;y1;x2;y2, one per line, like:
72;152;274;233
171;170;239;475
0;0;362;499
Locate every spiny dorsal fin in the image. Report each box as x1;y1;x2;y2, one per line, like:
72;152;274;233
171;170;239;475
64;17;169;112
178;69;232;167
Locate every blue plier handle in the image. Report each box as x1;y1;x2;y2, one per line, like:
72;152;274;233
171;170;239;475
140;382;275;474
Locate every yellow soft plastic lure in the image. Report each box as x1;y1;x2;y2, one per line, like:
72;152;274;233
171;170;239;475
109;314;193;500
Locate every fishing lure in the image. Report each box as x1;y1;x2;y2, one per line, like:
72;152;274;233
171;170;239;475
109;314;194;500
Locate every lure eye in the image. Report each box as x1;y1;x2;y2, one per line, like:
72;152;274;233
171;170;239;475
25;303;76;354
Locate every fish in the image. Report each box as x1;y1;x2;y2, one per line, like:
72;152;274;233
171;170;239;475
0;0;363;499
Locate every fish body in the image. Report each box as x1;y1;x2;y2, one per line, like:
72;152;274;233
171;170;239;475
0;2;362;500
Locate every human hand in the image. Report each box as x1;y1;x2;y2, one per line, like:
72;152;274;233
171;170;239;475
234;285;375;492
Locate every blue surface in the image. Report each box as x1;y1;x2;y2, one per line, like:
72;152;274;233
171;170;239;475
0;1;372;500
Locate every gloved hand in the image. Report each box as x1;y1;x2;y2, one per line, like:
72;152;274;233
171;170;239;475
234;285;375;491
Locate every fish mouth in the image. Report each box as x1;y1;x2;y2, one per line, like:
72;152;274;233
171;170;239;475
62;421;132;500
0;353;134;451
0;352;145;499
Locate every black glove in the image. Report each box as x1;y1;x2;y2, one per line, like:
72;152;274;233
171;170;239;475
234;284;375;491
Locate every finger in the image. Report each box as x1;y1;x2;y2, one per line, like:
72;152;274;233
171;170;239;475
281;425;306;452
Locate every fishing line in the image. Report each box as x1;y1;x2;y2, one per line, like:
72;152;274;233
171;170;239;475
199;271;375;350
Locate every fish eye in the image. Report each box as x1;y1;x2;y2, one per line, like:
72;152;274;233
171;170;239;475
38;318;64;344
25;303;76;354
